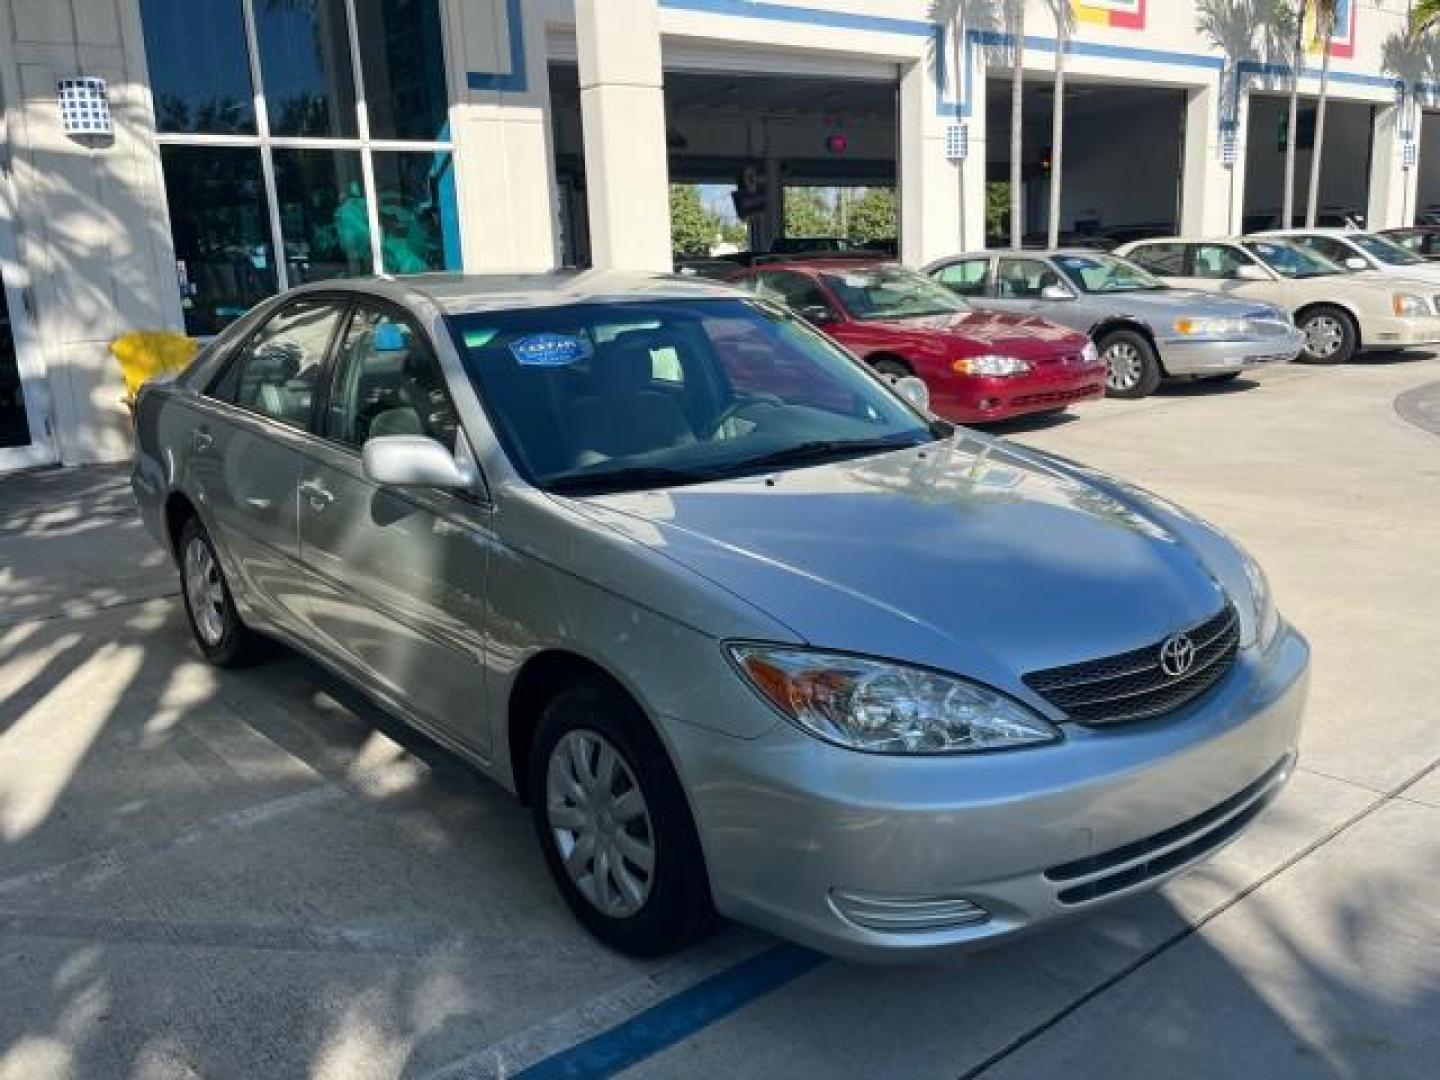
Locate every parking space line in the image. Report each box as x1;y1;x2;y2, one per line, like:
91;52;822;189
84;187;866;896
423;940;823;1080
955;750;1440;1079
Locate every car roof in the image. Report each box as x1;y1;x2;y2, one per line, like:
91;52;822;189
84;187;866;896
283;270;745;316
1255;227;1357;236
747;256;892;272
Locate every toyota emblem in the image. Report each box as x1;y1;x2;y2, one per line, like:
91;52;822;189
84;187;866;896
1159;633;1197;679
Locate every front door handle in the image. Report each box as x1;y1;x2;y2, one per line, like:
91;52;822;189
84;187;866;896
193;428;214;453
299;479;334;511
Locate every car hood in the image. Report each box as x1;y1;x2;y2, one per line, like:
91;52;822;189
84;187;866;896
862;310;1089;358
572;433;1230;691
1116;288;1285;318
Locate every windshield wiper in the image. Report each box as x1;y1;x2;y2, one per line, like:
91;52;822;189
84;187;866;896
548;466;716;495
721;436;926;475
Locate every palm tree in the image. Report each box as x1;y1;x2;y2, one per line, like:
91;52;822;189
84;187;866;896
1009;0;1026;248
1409;0;1440;41
1046;0;1074;249
1281;7;1305;227
1304;1;1340;227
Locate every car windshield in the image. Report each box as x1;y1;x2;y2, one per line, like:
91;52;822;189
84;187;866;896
448;299;941;495
1053;253;1167;293
1243;240;1342;279
819;267;970;321
1350;232;1426;266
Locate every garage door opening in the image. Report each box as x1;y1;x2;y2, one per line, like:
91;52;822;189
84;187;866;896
548;64;898;267
986;77;1185;247
1242;96;1373;231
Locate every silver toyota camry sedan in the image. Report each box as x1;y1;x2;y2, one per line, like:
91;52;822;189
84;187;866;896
132;273;1309;962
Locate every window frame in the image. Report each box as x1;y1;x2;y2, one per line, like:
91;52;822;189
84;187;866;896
150;0;460;304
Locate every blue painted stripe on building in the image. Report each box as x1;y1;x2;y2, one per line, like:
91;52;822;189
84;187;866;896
659;0;931;37
967;29;1225;71
467;0;528;93
1236;58;1400;90
515;944;826;1079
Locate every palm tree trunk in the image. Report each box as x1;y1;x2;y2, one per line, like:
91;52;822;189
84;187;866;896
1282;10;1304;227
1010;4;1026;248
1305;36;1333;227
1047;17;1067;249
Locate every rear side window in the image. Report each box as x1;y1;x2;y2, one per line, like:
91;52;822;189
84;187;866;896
935;259;990;296
1127;243;1186;275
212;299;346;429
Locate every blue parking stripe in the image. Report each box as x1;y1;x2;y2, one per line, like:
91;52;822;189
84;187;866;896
517;944;826;1079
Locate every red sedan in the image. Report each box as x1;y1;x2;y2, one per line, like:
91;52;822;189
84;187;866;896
733;259;1106;423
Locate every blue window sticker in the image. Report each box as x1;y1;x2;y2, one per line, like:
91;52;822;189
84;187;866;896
510;332;591;367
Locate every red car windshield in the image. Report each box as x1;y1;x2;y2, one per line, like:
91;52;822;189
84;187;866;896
820;267;970;321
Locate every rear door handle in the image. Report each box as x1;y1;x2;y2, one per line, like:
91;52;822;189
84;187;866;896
299;479;334;511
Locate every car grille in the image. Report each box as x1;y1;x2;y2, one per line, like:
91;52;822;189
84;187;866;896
1009;385;1101;409
1022;604;1240;725
1045;754;1292;905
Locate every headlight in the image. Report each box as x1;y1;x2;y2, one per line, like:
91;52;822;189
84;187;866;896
952;354;1032;377
1081;340;1102;368
1240;550;1280;651
1174;316;1251;338
1392;293;1432;317
728;646;1060;754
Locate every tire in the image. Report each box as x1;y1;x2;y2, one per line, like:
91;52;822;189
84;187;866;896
869;357;911;381
530;681;713;957
1295;305;1357;364
177;516;267;668
1098;329;1163;399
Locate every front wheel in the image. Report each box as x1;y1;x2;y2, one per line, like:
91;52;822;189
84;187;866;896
1295;306;1357;364
869;357;912;381
1099;330;1163;399
530;682;712;957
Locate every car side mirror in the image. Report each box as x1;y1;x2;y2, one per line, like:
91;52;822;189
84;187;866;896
362;435;476;490
1236;264;1270;281
891;374;931;413
1344;256;1368;271
1040;284;1075;300
799;304;839;326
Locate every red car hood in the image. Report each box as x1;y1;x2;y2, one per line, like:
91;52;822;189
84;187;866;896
864;310;1088;360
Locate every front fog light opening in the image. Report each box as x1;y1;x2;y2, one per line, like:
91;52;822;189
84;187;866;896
830;889;990;933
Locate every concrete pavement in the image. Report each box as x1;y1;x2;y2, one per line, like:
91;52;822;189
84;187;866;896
1;355;1437;1079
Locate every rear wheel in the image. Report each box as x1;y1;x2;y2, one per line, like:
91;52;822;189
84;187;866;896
530;681;712;957
1295;306;1356;364
177;516;266;667
1099;330;1162;399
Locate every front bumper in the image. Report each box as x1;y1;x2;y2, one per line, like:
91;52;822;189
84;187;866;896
931;365;1107;423
1360;314;1440;350
1157;330;1305;375
669;624;1309;962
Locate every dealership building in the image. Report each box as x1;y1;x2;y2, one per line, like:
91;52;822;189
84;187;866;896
0;0;1433;471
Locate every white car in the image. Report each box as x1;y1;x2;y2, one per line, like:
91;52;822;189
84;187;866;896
1117;236;1440;364
1254;228;1440;286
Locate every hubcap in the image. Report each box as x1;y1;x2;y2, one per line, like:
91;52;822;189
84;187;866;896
183;536;226;646
1104;342;1142;391
1303;316;1343;359
546;730;655;918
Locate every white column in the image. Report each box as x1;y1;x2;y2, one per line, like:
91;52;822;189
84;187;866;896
899;23;967;265
1368;102;1419;229
447;0;559;271
575;0;671;271
1182;82;1240;236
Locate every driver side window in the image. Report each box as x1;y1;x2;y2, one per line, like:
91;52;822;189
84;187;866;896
1191;245;1250;280
995;258;1057;298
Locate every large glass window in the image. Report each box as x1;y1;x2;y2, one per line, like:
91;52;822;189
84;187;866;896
374;151;462;273
254;0;357;138
142;0;255;134
354;0;450;141
273;149;371;283
145;0;456;333
160;146;277;336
